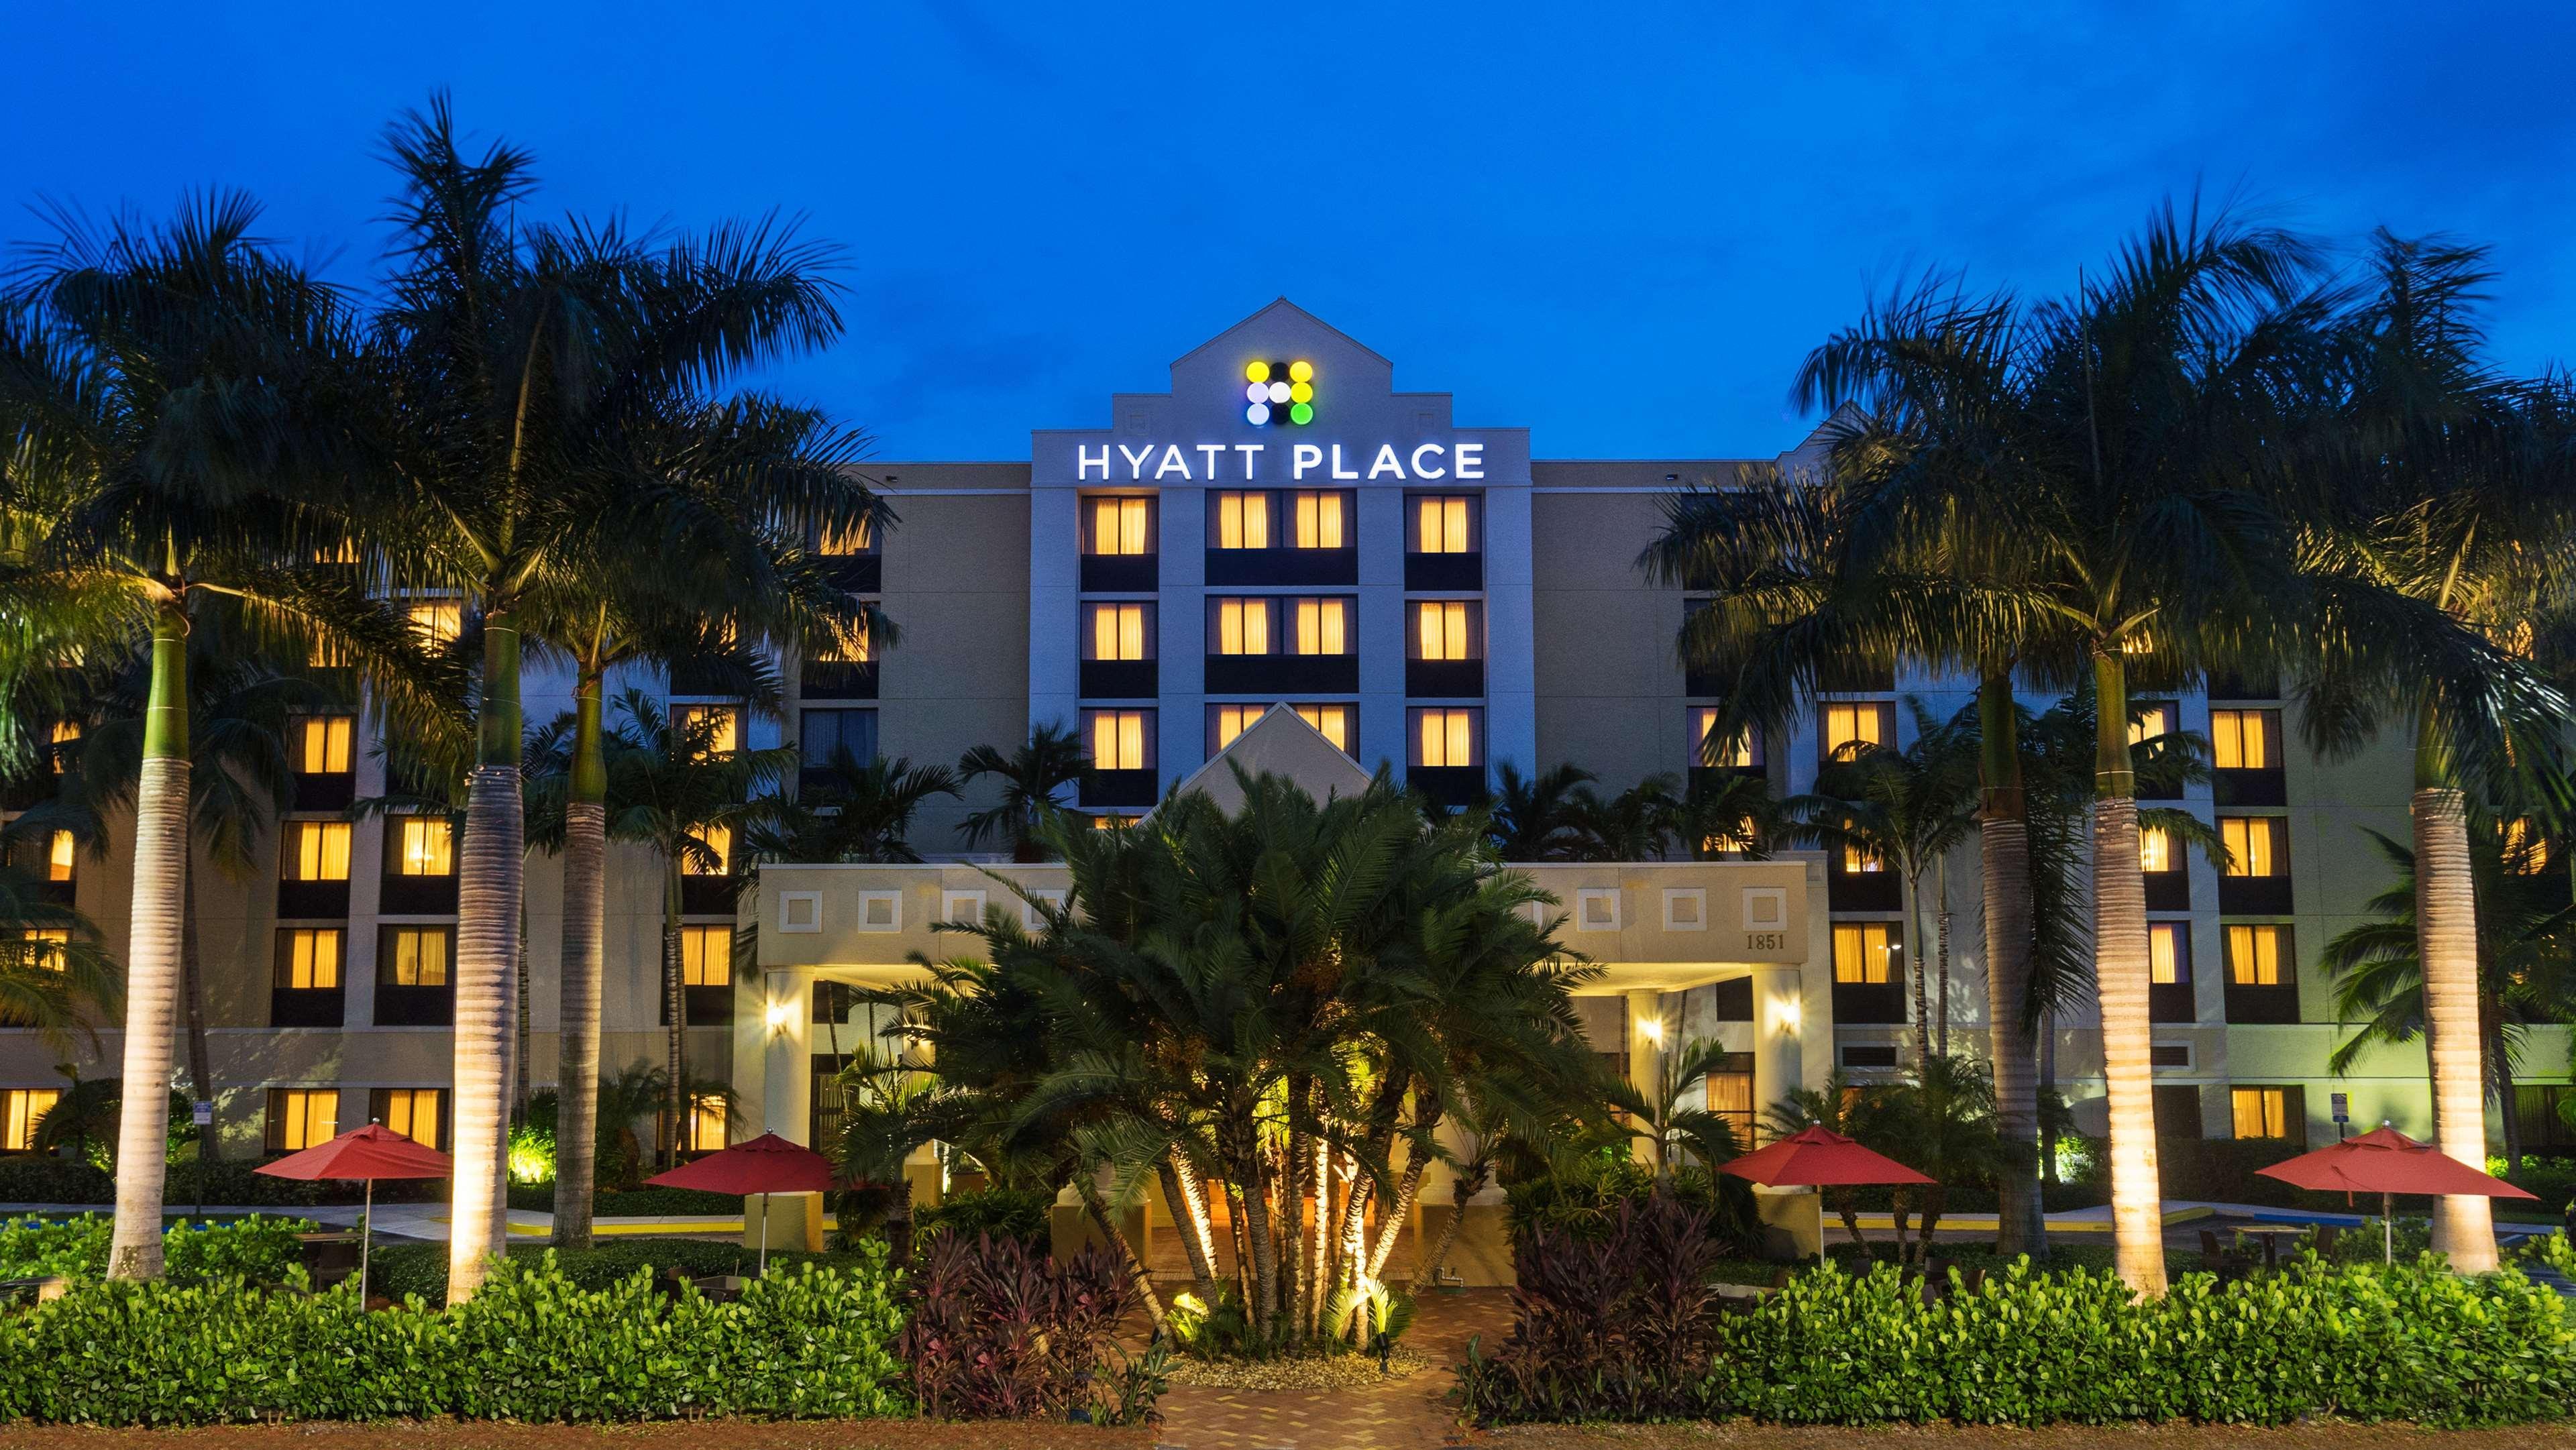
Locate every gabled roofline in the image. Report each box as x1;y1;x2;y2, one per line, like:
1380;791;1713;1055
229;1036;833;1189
1170;298;1393;370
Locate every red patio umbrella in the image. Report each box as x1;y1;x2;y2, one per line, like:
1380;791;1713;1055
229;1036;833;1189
2254;1123;2536;1264
646;1131;837;1272
256;1124;451;1299
1721;1125;1935;1262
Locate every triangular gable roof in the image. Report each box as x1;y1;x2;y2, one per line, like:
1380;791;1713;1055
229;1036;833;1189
1164;704;1373;815
1170;298;1391;370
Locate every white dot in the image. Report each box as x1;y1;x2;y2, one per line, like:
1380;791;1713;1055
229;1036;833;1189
1246;402;1271;425
1246;382;1269;404
1267;381;1291;404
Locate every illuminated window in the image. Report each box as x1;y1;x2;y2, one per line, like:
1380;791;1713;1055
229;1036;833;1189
1410;708;1479;768
1411;600;1481;661
274;928;344;990
266;1089;339;1152
21;929;68;971
2150;922;2190;984
294;716;354;774
392;817;454;877
818;518;875;555
406;599;462;647
1213;598;1272;655
2127;702;2175;746
682;925;733;987
1841;844;1883;875
1291;491;1346;549
2139;826;2175;873
684;824;733;877
1703;1052;1756;1141
43;831;73;883
307;638;352;669
1293;704;1353;755
2505;818;2549;874
1409;495;1475;553
48;720;78;773
2225;924;2291;987
372;1088;443;1150
1209;704;1354;756
816;622;870;664
2210;709;2281;770
2219;817;2288;877
2;1089;59;1152
382;928;451;987
1821;702;1892;761
2231;1086;2294;1140
1832;922;1900;985
1293;598;1350;656
1089;814;1140;830
1085;710;1153;771
1689;710;1760;768
1213;492;1271;550
282;822;352;882
1700;822;1758;855
313;538;359;565
673;704;740;758
1210;704;1265;752
688;1095;729;1152
1083;602;1152;661
1085;497;1152;556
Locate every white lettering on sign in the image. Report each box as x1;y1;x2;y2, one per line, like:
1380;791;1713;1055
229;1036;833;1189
1456;441;1484;479
1367;444;1404;480
1079;445;1111;480
1118;443;1154;478
1293;443;1323;480
1410;443;1446;479
1329;445;1358;480
1155;445;1189;480
1233;443;1265;478
1197;443;1226;478
1074;439;1489;482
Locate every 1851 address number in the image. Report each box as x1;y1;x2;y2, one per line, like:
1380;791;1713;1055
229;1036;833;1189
1744;931;1787;952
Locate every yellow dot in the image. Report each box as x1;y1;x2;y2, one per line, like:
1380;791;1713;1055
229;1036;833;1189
1245;361;1271;384
1289;382;1312;404
1287;359;1313;383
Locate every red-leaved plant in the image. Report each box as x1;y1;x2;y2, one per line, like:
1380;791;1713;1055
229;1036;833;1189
900;1229;1157;1423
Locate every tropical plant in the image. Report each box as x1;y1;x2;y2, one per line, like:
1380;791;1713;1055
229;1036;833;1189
955;722;1085;860
1762;1070;1886;1248
747;748;959;865
1478;762;1597;860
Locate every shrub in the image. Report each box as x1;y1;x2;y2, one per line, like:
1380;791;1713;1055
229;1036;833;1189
0;1214;317;1284
1506;1156;1764;1256
0;1253;907;1425
503;1183;743;1216
0;1156;442;1208
914;1186;1051;1248
900;1229;1159;1424
364;1237;875;1304
2512;1156;2576;1215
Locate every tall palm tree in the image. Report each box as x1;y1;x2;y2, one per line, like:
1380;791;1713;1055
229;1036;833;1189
369;99;859;1297
0;197;438;1280
2296;235;2576;1271
956;722;1085;860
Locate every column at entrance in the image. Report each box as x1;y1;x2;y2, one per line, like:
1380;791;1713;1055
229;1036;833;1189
758;967;812;1141
1626;988;1667;1166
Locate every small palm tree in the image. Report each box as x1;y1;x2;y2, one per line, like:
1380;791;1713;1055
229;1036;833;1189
1764;1070;1882;1249
957;722;1085;860
1570;774;1682;861
751;748;960;864
1608;1036;1748;1178
1479;762;1596;860
1874;1055;2004;1266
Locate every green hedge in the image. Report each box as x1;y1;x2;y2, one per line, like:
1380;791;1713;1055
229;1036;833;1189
505;1183;745;1217
0;1252;906;1425
0;1215;317;1283
365;1237;877;1304
0;1156;441;1208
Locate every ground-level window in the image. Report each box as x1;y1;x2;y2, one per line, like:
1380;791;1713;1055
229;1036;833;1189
1;1089;58;1152
2229;1085;2305;1145
266;1088;339;1152
682;925;733;987
689;1095;729;1153
370;1088;445;1150
1832;922;1900;984
1703;1053;1756;1144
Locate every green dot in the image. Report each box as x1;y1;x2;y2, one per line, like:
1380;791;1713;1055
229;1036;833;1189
1289;402;1313;425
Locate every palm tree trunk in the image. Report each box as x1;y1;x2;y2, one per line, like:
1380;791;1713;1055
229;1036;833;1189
1420;1166;1480;1285
663;860;686;1168
1075;1169;1165;1328
180;867;216;1165
447;612;526;1305
1307;1122;1330;1335
1907;869;1932;1069
551;675;608;1246
109;605;190;1282
1978;672;2043;1261
1237;1119;1279;1330
2415;761;2498;1272
2091;650;2166;1294
2492;1013;2522;1180
1935;856;1953;1058
1366;1101;1441;1282
1155;1153;1220;1298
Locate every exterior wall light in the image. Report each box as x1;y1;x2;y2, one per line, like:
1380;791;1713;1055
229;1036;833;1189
764;1001;791;1032
1638;1016;1664;1044
1774;996;1803;1034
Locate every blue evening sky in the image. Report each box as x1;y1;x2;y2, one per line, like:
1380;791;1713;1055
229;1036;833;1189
6;2;2571;463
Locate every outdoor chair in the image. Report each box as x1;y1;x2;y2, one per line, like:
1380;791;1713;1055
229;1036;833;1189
2198;1228;2252;1280
1957;1266;1985;1296
296;1232;363;1288
2311;1225;2341;1259
0;1276;68;1305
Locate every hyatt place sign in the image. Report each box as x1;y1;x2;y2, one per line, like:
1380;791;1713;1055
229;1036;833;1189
1074;440;1485;484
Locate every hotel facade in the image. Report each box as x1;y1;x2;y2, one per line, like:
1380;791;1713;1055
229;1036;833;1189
3;301;2559;1216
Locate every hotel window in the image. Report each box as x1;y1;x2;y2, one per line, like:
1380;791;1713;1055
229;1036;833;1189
801;708;877;767
2150;923;2190;985
1831;922;1900;985
2127;702;2176;746
2219;817;2288;877
382;927;451;987
815;621;871;665
1291;490;1347;549
818;517;875;555
1840;844;1884;875
684;824;733;877
392;817;455;877
1821;702;1893;761
1411;600;1482;661
1410;708;1481;768
682;925;733;987
673;704;740;758
1689;710;1760;768
1408;495;1477;553
281;821;352;881
1083;602;1153;661
1208;704;1356;756
265;1089;339;1152
2;1089;58;1152
688;1095;730;1152
1293;597;1350;656
20;928;68;971
1293;704;1354;754
2230;1086;2304;1143
2225;924;2292;987
2210;709;2282;769
1212;598;1273;655
48;719;79;771
1703;1052;1757;1141
372;1088;443;1150
1213;491;1272;550
2139;826;2175;873
274;928;344;990
42;830;73;883
294;715;355;775
2504;817;2549;874
405;599;463;647
1085;710;1154;771
1085;496;1153;555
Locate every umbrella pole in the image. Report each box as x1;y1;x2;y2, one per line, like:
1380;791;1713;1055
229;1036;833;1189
1816;1189;1826;1266
361;1178;373;1303
2383;1193;2392;1267
758;1192;769;1277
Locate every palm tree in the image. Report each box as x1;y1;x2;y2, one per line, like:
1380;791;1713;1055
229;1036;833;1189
1763;1070;1884;1249
1611;1036;1750;1180
1570;774;1682;861
956;722;1085;860
1479;762;1597;860
2294;235;2576;1272
749;748;959;864
1873;1054;2004;1266
1785;700;1980;1066
0;197;439;1280
2319;826;2576;1177
368;99;859;1297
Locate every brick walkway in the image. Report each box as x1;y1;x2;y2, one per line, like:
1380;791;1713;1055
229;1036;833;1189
1153;1290;1512;1450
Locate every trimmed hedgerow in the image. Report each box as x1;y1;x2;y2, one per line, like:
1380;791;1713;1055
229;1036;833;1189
0;1251;907;1426
0;1214;317;1284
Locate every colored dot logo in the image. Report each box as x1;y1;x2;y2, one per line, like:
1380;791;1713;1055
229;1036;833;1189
1242;359;1316;426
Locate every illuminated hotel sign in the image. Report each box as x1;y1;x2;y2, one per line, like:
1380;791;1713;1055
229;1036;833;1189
1075;439;1485;483
1243;359;1315;427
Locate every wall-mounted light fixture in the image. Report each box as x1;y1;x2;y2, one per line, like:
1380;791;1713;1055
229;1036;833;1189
764;1000;791;1032
1774;995;1803;1035
1638;1015;1665;1045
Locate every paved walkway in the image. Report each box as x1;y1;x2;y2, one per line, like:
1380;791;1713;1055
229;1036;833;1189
1153;1291;1510;1450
